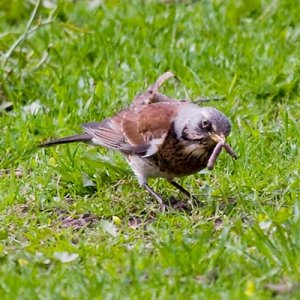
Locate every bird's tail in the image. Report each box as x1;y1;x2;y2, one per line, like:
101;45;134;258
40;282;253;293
39;133;92;147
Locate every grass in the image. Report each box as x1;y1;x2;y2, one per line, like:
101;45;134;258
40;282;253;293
1;0;300;299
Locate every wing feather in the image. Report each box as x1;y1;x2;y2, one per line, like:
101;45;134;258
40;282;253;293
83;102;180;156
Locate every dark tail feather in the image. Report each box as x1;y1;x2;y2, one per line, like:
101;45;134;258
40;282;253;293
39;133;92;147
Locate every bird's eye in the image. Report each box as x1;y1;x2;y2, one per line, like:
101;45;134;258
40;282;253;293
200;120;211;129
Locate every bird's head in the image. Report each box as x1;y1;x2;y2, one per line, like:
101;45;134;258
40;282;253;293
174;104;231;146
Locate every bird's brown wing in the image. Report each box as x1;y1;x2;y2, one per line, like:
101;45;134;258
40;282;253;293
83;102;180;156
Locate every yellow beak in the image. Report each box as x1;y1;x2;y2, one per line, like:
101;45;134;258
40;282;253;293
210;133;225;144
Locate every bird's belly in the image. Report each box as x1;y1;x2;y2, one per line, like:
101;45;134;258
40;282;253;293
125;142;214;182
125;155;175;182
150;142;214;177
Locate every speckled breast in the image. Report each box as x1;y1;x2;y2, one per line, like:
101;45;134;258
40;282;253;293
148;134;215;177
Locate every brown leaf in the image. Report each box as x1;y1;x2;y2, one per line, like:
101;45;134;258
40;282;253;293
128;217;143;229
60;213;99;229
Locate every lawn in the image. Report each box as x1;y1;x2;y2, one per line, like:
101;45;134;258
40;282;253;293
1;0;300;299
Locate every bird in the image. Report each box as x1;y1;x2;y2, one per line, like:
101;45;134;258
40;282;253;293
39;73;237;207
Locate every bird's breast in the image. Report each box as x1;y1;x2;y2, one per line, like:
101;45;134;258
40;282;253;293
148;135;215;177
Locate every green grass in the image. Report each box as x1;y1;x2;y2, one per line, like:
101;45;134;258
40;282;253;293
1;0;300;299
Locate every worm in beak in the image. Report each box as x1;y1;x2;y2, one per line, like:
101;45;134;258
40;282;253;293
207;137;237;170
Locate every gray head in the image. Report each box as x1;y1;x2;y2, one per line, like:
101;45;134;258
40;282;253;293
174;104;232;144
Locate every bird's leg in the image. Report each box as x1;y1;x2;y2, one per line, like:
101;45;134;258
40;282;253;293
142;183;165;209
169;180;198;202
